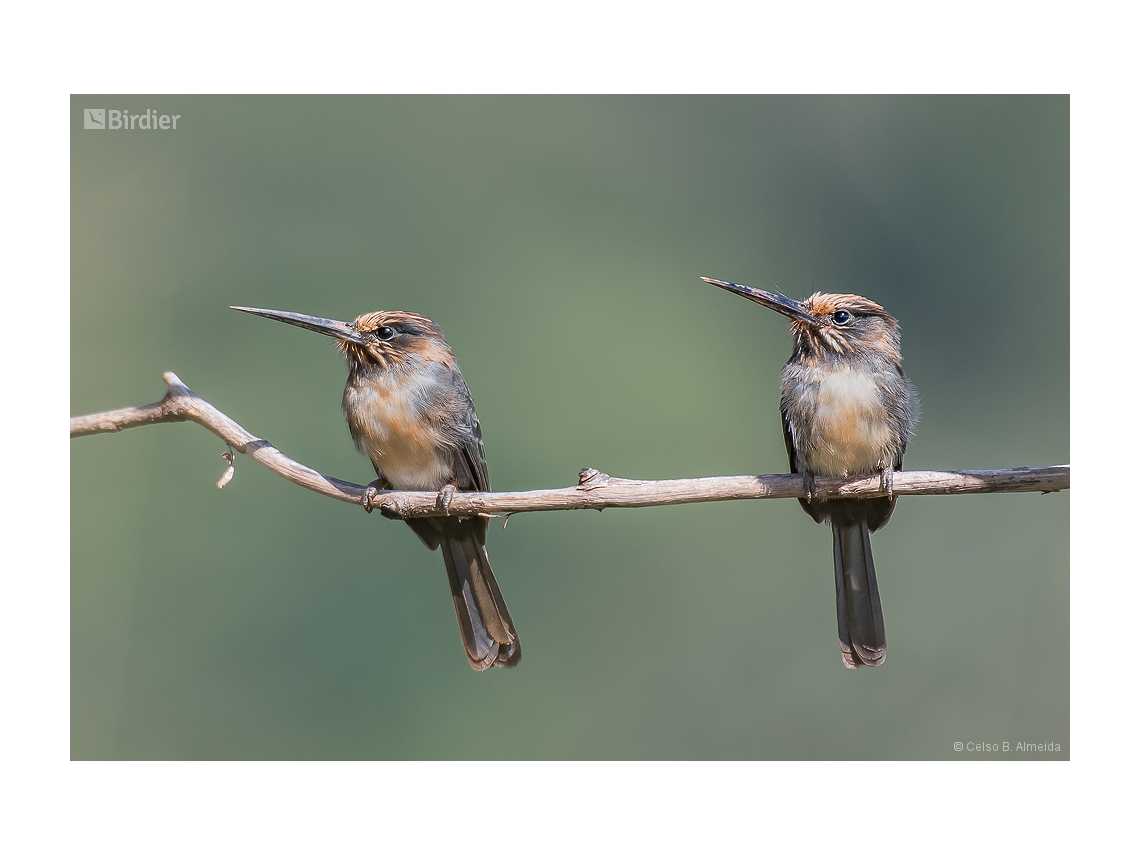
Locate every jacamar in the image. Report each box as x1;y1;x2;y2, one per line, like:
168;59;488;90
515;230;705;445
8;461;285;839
232;306;521;671
703;278;920;668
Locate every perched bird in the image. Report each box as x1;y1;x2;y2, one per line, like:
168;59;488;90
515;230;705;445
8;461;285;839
232;306;520;671
703;277;919;668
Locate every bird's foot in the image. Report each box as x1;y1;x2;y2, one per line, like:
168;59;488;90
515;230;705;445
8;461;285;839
802;471;817;504
879;466;894;501
362;477;392;514
436;483;457;515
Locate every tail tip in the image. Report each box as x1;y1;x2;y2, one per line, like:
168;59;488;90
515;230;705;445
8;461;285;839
468;639;522;671
840;644;886;669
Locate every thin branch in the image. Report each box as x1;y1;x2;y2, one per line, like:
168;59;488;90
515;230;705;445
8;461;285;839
71;372;1070;520
71;372;364;503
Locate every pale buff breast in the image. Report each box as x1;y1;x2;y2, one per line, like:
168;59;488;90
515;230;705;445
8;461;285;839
342;371;453;490
789;365;895;478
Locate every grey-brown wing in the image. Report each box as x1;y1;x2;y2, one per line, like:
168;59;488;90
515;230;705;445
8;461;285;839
417;361;490;494
411;398;491;547
449;364;490;493
782;403;825;523
451;414;490;494
780;405;800;474
890;366;920;472
441;413;490;544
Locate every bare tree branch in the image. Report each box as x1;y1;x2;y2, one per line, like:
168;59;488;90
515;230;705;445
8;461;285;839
71;372;1070;520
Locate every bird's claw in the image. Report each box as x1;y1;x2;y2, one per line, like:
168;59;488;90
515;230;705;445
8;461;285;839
362;477;391;514
802;471;816;504
436;484;457;514
880;467;894;501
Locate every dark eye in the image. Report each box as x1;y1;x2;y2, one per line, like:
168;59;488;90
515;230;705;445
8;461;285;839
832;310;852;326
376;326;396;341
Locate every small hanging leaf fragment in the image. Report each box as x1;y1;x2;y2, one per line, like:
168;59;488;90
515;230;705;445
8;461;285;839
217;449;235;489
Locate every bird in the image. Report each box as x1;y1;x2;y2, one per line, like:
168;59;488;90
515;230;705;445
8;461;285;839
703;277;919;669
231;305;521;671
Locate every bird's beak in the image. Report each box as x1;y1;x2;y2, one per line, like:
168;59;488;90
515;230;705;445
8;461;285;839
230;306;368;344
701;277;816;325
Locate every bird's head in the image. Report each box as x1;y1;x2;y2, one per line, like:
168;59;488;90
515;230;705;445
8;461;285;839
231;306;452;370
702;277;902;362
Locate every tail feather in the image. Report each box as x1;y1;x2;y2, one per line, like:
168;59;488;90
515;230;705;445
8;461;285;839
832;519;886;669
439;528;521;671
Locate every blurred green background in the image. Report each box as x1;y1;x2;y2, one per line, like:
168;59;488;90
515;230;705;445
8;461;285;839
71;96;1068;760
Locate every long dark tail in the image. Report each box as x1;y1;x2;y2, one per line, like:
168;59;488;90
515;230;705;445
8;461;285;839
438;526;521;671
832;517;886;669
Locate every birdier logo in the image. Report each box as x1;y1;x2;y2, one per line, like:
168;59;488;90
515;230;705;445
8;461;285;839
83;108;181;130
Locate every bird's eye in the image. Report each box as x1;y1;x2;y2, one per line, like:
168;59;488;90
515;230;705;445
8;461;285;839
376;326;396;341
832;310;852;326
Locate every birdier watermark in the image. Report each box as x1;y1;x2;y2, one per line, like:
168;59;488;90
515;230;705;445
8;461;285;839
952;740;1063;754
83;108;181;130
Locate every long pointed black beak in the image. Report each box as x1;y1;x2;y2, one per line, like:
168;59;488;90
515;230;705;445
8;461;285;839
230;306;368;344
701;277;815;324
